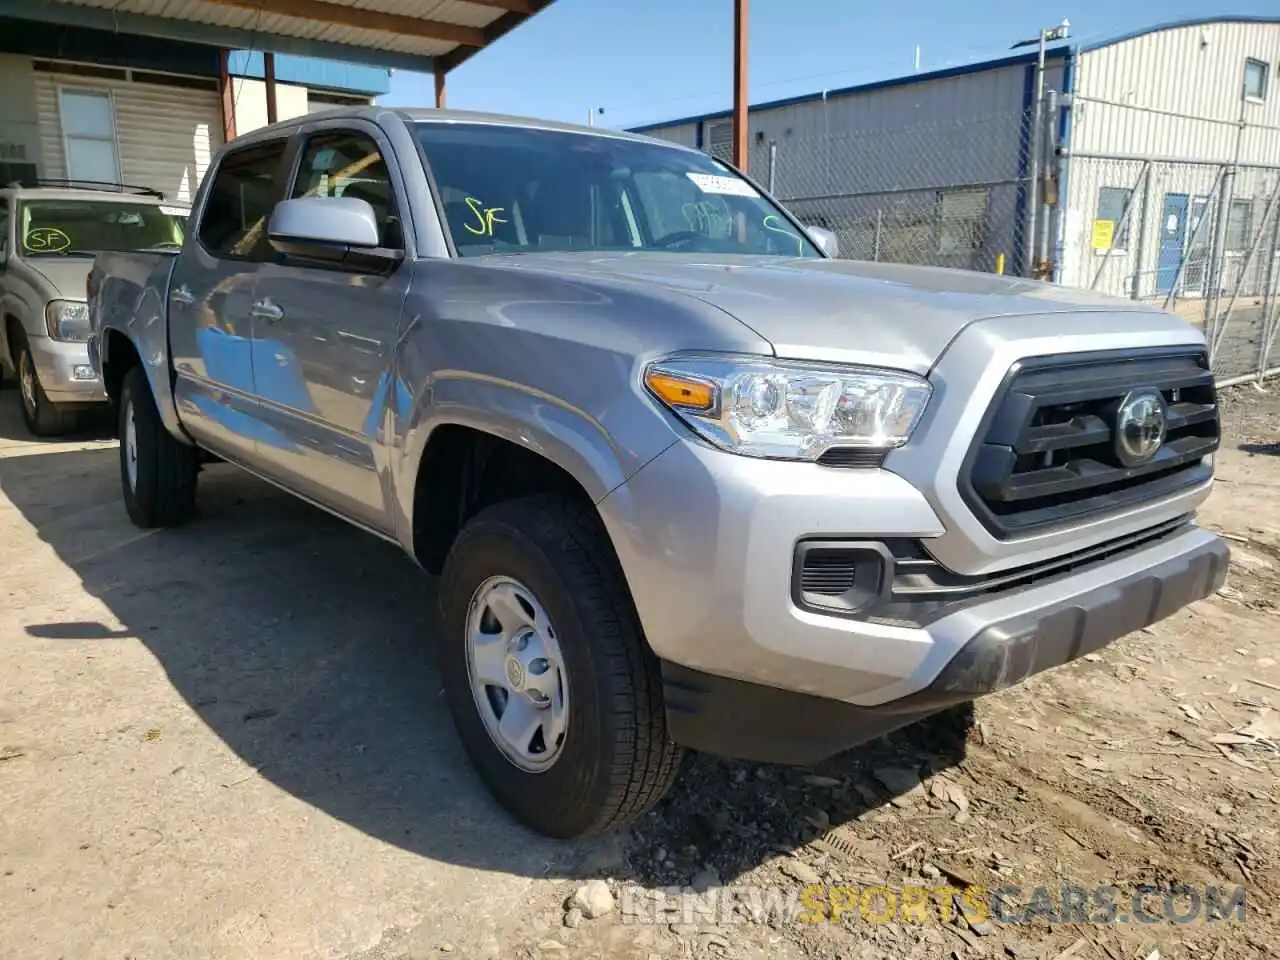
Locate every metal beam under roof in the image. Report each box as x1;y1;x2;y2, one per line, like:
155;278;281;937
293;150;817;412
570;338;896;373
0;0;557;77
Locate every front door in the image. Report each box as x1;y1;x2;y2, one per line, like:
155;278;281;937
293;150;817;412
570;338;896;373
248;126;411;533
1156;193;1189;296
168;137;291;460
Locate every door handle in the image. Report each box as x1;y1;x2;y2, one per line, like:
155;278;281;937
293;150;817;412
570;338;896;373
170;284;194;305
251;297;284;322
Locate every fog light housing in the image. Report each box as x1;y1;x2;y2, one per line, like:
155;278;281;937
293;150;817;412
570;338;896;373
792;541;892;616
72;365;97;381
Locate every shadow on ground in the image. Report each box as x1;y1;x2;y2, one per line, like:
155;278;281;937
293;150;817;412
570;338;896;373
0;381;115;443
0;393;968;886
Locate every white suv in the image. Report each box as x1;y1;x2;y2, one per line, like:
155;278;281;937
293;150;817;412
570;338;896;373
0;181;187;435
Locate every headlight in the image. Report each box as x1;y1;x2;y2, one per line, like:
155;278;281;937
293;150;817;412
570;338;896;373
644;355;931;461
45;300;91;342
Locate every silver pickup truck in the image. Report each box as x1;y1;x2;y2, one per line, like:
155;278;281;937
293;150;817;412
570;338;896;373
1;182;187;435
88;107;1228;838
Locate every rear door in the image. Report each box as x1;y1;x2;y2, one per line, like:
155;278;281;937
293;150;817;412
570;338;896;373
168;138;291;460
247;122;412;533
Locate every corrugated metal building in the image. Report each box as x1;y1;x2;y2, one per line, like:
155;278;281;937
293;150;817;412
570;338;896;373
629;16;1280;301
0;17;389;203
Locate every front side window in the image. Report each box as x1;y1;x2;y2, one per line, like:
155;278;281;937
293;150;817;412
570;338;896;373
1244;58;1270;100
414;122;819;259
16;199;185;257
59;89;120;186
197;140;288;260
290;131;402;248
0;203;9;260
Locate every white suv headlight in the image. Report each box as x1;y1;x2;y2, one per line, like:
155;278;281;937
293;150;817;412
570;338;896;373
644;355;932;461
45;300;91;342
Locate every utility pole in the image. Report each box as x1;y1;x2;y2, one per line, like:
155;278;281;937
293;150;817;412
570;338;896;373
733;0;749;171
1012;19;1069;278
587;106;604;127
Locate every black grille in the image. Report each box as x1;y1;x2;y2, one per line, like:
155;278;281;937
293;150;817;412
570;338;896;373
816;448;887;468
960;348;1219;538
874;516;1190;626
799;552;861;595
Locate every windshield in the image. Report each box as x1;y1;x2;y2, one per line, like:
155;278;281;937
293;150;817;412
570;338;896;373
414;122;820;259
17;199;186;257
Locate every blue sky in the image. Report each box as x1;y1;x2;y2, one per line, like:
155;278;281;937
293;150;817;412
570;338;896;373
379;2;1275;130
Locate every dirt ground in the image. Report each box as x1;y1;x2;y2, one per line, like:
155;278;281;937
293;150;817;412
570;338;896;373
1;382;1278;960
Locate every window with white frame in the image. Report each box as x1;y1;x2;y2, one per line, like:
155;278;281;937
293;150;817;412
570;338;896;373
1226;199;1253;254
1095;186;1133;250
1244;59;1269;101
59;89;120;186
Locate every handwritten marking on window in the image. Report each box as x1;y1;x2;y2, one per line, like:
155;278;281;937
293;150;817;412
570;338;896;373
681;199;730;238
24;227;72;253
763;215;804;256
463;197;508;237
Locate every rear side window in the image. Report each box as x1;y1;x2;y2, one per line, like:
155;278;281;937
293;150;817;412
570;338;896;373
198;140;288;260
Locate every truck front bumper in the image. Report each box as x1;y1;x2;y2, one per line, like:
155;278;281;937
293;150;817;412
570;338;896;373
28;334;106;404
600;439;1228;764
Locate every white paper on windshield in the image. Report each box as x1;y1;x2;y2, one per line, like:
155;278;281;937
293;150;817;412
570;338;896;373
686;172;759;197
160;206;190;217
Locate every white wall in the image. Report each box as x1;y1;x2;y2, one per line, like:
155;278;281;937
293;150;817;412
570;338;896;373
0;55;41;177
35;68;221;202
231;78;311;135
1072;21;1280;164
1060;21;1280;295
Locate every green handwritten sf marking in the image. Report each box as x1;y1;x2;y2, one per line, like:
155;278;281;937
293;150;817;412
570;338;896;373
463;197;508;237
25;227;72;253
763;215;804;256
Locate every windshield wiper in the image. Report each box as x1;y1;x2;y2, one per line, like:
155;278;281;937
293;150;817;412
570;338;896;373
26;249;98;257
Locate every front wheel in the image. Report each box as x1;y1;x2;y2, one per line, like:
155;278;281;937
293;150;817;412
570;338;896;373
119;365;198;528
17;342;77;437
438;494;683;838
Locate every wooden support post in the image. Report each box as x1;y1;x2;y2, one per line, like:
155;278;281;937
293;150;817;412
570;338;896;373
264;51;278;125
217;49;236;143
733;0;748;171
434;69;447;109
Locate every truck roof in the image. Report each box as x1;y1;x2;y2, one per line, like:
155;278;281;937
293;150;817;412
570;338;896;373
228;104;702;154
0;184;185;205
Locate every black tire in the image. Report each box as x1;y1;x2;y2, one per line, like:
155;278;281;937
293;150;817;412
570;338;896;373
438;494;683;838
119;365;198;528
16;340;78;438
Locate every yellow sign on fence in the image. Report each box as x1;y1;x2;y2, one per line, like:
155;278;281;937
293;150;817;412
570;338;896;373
1091;219;1116;251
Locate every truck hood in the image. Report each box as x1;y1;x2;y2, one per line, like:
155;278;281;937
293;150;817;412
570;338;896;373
22;256;94;301
490;252;1171;373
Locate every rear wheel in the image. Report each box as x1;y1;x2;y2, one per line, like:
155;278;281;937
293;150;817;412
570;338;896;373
119;365;198;528
438;494;683;838
16;339;77;437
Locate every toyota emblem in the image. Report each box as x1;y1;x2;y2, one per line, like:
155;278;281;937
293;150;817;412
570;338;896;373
1115;388;1167;467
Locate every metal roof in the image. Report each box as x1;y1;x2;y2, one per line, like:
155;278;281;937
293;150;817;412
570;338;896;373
627;15;1280;134
1;0;556;72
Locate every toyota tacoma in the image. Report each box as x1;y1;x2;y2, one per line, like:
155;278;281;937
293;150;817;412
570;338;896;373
88;107;1228;838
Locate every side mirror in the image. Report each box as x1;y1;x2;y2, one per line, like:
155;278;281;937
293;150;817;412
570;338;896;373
267;196;401;271
806;225;839;258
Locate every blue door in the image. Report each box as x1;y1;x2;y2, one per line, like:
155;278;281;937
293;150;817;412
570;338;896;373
1156;193;1189;295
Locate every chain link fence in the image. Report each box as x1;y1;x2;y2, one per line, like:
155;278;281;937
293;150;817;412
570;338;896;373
725;104;1279;385
730;108;1036;275
1068;155;1280;385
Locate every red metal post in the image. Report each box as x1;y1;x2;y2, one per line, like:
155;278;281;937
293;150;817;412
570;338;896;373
217;49;236;143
